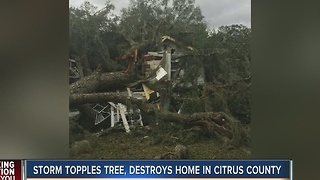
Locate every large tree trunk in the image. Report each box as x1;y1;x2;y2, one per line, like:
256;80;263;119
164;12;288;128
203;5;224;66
70;92;234;138
69;71;142;128
70;71;140;94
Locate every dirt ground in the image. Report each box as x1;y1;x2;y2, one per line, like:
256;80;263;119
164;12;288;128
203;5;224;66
70;123;251;159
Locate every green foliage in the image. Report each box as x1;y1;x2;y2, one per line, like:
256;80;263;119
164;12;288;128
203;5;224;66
201;24;251;123
69;1;123;72
179;56;204;86
227;84;251;124
205;24;251;84
120;0;159;43
119;0;208;51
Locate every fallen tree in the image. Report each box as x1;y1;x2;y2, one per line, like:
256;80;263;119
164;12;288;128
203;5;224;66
70;71;140;94
68;27;249;147
70;92;236;139
69;70;250;147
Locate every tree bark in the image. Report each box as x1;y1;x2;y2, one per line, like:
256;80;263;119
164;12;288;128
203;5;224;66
70;71;139;94
69;92;233;137
70;92;154;112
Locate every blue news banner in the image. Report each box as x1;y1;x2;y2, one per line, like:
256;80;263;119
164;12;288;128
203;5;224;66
26;160;292;179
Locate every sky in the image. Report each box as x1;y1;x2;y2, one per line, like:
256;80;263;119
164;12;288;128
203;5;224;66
69;0;251;30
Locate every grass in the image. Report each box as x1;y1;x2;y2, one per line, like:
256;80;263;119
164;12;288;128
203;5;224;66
70;125;250;159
